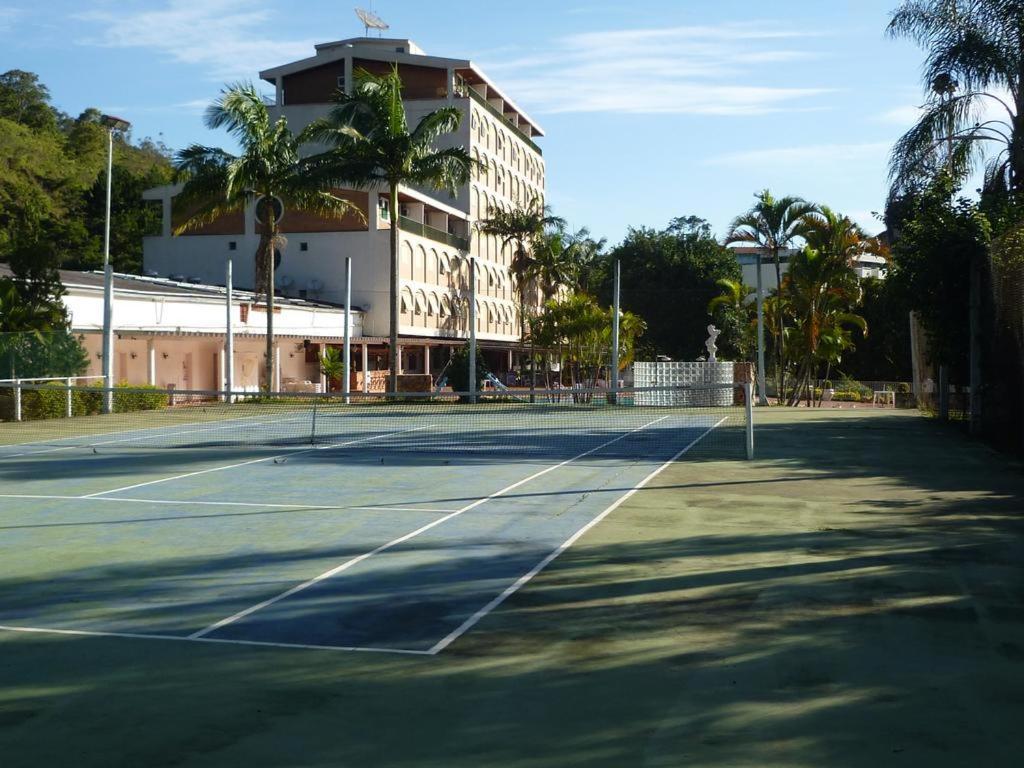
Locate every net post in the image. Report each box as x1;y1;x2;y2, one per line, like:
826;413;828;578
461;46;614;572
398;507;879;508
344;255;352;406
469;258;477;405
744;382;754;460
610;259;620;405
13;378;21;422
65;377;73;418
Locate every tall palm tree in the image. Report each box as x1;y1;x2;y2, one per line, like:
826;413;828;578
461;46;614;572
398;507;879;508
801;206;889;268
888;0;1024;196
304;67;473;395
174;83;359;392
707;277;756;361
726;190;818;401
477;196;564;337
529;228;580;301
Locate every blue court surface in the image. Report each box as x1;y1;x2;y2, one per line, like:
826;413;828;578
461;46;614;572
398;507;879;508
0;401;738;655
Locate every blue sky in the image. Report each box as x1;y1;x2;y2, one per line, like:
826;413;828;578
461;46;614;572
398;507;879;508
0;0;928;244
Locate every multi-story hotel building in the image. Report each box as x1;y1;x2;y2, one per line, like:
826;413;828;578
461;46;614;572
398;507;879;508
142;36;546;386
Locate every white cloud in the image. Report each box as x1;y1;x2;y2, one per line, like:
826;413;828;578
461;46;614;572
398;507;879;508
875;105;923;126
75;0;314;80
707;142;891;168
481;22;830;116
0;6;22;33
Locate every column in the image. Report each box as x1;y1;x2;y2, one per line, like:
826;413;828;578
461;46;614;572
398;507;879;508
273;344;281;392
146;338;157;386
424;344;431;378
396;344;402;376
362;343;369;393
507;348;513;373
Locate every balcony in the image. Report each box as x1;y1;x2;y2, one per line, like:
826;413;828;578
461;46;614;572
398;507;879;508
467;88;543;156
399;216;470;251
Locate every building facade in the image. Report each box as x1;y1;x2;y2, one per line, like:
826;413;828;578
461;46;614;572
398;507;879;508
5;266;364;393
142;37;546;378
732;247;887;290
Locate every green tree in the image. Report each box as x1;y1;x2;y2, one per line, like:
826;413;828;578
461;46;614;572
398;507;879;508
600;217;741;362
707;278;756;361
174;82;359;391
887;174;989;382
447;342;488;398
726;190;818;398
887;0;1024;196
783;247;867;405
477;196;564;337
531;293;645;392
0;69;58;133
304;66;473;395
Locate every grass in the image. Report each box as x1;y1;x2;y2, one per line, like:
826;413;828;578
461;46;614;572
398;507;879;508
1;407;1022;766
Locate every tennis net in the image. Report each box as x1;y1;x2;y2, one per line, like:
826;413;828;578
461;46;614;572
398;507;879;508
0;382;754;461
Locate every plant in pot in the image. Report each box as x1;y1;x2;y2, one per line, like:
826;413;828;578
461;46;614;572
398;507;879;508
320;347;345;393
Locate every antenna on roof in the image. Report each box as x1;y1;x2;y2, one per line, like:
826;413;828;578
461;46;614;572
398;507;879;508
355;7;389;37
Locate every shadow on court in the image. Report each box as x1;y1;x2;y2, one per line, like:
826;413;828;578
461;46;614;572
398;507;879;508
1;408;1022;766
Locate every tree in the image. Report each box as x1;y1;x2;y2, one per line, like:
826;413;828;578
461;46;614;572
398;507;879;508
601;217;741;362
304;66;473;395
174;83;359;392
707;278;756;361
447;342;488;398
477;196;565;337
782;247;867;405
529;228;579;301
0;69;58;133
887;0;1024;196
887;174;989;382
530;293;645;393
726;190;818;399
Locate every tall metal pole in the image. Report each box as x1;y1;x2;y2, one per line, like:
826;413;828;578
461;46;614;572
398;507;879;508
101;127;115;414
469;257;477;404
343;255;352;404
610;259;621;403
969;255;982;435
755;253;767;405
225;257;234;400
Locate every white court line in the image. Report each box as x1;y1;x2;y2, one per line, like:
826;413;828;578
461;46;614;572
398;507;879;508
428;416;728;655
0;413;314;459
0;624;432;656
188;416;670;640
83;424;436;499
0;493;457;514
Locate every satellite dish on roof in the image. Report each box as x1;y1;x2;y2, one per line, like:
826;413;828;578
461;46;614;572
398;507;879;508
355;7;389;36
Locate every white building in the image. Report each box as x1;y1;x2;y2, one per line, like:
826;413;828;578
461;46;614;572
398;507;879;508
732;246;887;290
142;36;546;378
6;266;368;393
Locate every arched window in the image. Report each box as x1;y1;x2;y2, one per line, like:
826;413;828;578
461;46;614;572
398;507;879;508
427;292;439;318
400;287;414;317
416;244;428;282
428;248;439;283
400;241;413;279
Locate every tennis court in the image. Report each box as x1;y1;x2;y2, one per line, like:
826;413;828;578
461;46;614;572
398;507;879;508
0;383;750;655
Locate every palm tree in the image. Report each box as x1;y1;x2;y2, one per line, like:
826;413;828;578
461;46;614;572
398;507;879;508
174;83;359;392
888;0;1024;196
801;206;889;268
783;247;867;406
304;67;473;395
726;190;818;402
707;277;756;361
477;196;564;337
529;228;580;301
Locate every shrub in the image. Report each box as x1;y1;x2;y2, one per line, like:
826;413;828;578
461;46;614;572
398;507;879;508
896;382;911;394
112;382;168;412
823;380;834;389
447;343;489;397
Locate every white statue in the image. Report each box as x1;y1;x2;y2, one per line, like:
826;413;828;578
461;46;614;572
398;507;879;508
705;324;720;363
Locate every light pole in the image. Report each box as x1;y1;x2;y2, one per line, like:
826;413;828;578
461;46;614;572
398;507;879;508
100;114;130;414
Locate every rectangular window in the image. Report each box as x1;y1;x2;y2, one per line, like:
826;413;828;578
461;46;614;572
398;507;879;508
228;241;237;251
336;76;345;92
300;242;309;252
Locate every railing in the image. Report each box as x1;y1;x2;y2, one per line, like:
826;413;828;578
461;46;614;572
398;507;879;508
398;216;470;251
467;89;543;156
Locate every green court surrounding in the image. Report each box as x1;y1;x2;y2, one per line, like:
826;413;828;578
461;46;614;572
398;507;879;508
2;407;1023;767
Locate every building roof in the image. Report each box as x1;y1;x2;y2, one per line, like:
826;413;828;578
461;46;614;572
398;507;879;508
0;266;362;312
259;37;544;137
